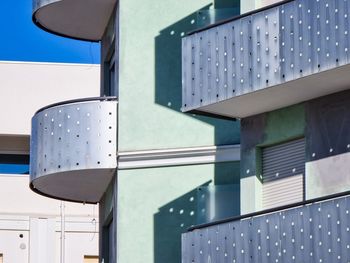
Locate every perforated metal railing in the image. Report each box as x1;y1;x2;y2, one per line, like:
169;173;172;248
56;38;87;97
30;97;117;178
30;97;117;203
182;191;350;263
182;0;350;113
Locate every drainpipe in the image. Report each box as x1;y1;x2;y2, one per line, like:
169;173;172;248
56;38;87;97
60;201;66;263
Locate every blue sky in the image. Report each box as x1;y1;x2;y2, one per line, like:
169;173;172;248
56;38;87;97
0;0;100;64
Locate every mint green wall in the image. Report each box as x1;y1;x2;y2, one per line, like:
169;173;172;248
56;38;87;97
240;104;305;213
118;0;240;151
263;104;305;147
114;1;242;262
241;103;305;180
116;163;240;263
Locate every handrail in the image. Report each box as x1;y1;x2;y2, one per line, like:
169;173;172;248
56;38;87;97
187;189;350;231
35;96;118;114
186;0;294;36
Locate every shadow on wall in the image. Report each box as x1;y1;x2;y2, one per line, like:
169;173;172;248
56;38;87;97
153;181;211;263
154;5;241;146
153;163;241;263
153;4;241;263
154;5;211;113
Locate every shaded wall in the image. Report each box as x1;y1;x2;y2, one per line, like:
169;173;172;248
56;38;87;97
240;89;350;214
305;90;350;198
100;1;243;263
241;104;305;180
116;163;240;263
118;0;240;151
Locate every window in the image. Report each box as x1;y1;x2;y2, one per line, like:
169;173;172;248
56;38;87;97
104;52;118;97
84;255;98;263
102;219;114;263
109;60;116;96
0;154;29;174
261;138;305;209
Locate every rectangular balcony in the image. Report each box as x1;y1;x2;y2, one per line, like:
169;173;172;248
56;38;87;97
182;191;350;263
182;0;350;118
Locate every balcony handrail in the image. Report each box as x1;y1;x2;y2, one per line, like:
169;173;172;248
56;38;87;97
188;189;350;231
186;0;294;36
35;96;118;114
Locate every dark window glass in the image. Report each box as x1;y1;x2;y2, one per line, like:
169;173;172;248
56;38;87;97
104;52;118;97
0;154;29;174
102;219;114;263
109;62;116;96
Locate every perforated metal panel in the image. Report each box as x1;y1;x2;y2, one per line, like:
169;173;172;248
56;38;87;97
30;98;117;203
182;195;350;263
262;138;305;182
182;0;350;115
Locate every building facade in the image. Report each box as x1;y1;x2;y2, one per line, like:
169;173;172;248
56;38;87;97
0;61;100;262
181;0;350;262
29;0;350;262
30;1;241;263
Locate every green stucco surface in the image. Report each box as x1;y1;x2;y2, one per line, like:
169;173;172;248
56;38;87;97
118;0;240;151
241;103;305;178
240;104;306;213
263;104;305;147
116;163;240;263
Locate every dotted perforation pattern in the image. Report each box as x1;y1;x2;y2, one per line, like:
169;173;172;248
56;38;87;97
30;100;117;180
182;195;350;263
182;0;350;112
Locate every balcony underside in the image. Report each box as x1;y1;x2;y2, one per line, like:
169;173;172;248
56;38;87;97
191;64;350;119
30;168;114;203
33;0;116;41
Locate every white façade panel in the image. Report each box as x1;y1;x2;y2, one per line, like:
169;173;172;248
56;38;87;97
0;230;29;263
29;218;56;263
0;62;100;136
306;152;350;199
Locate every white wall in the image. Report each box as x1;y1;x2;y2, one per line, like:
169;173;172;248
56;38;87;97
0;215;98;263
306;152;350;199
0;175;99;263
0;61;100;263
240;175;262;214
0;229;29;263
0;175;97;216
0;61;100;135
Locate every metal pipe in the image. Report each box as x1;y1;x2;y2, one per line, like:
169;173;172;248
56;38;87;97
60;201;65;263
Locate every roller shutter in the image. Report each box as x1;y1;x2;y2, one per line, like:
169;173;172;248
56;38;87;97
262;138;305;209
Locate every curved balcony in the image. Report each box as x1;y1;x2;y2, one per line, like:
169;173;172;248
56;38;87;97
32;0;116;41
30;97;117;203
182;0;350;119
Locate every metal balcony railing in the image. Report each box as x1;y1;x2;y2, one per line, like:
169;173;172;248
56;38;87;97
30;97;117;203
182;0;350;118
182;191;350;263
